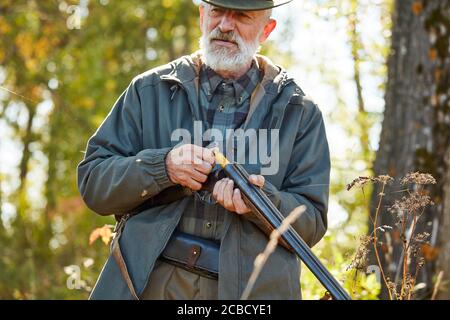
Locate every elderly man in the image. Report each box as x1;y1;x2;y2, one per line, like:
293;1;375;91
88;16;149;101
78;0;330;300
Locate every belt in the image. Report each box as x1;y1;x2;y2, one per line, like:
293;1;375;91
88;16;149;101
111;215;220;300
160;231;220;280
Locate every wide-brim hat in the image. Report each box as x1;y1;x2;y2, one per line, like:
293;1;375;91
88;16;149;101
201;0;293;11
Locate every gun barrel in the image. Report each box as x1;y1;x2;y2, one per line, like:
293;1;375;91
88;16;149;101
216;154;351;300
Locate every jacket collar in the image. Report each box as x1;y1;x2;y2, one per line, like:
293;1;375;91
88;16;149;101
160;51;299;132
161;50;294;94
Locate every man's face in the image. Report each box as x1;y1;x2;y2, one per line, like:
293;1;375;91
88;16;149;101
199;4;276;75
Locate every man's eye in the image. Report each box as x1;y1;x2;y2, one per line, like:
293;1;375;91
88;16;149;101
238;13;252;21
211;8;224;15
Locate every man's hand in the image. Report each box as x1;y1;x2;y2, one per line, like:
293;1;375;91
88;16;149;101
165;144;215;191
212;175;265;214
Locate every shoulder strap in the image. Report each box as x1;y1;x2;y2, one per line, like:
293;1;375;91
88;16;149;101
111;215;140;300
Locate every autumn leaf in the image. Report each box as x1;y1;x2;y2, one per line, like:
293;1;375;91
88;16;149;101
89;225;114;246
391;229;401;243
0;16;12;34
434;69;442;82
380;243;389;253
412;1;423;16
15;32;34;60
431;94;438;106
421;243;440;261
320;291;332;300
429;48;438;61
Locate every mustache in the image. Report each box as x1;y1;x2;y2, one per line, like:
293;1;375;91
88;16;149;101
208;28;240;46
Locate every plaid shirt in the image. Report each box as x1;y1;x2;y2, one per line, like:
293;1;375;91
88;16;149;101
176;60;261;240
199;60;261;134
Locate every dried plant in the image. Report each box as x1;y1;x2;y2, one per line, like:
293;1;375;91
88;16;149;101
347;235;373;272
431;271;444;300
400;172;436;185
348;172;436;300
346;175;393;191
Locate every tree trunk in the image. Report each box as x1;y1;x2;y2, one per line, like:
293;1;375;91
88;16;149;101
436;145;450;299
18;105;36;193
370;0;450;299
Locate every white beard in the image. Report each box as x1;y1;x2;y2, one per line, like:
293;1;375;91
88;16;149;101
199;27;262;74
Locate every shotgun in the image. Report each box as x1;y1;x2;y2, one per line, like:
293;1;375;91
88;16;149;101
116;148;351;300
213;150;352;300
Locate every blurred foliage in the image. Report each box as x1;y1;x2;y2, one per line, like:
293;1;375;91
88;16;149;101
301;233;381;300
0;0;203;299
0;0;392;299
0;0;297;299
298;0;393;299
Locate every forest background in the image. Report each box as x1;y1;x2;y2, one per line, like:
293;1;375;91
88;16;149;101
1;0;449;300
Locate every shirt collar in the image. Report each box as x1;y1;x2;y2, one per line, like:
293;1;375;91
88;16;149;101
200;59;261;102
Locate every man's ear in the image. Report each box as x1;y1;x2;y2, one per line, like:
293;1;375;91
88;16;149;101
259;19;277;43
199;5;205;30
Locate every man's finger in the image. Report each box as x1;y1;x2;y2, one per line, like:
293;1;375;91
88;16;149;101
190;169;208;183
223;179;235;210
214;178;228;203
249;174;265;188
233;189;250;214
202;148;216;165
187;178;202;191
213;179;221;201
193;160;213;174
191;145;215;165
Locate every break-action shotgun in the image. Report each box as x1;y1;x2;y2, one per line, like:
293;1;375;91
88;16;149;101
213;150;351;300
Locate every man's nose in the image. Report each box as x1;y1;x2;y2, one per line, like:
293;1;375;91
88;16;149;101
218;12;235;33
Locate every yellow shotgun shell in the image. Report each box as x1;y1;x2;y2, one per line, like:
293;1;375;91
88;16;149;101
213;150;230;168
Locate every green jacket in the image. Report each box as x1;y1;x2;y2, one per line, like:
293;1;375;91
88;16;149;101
77;52;330;300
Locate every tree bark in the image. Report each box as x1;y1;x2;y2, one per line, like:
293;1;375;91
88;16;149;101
436;145;450;299
18;105;36;193
370;0;450;299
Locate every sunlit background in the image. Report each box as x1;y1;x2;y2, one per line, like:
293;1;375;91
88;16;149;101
1;0;393;299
